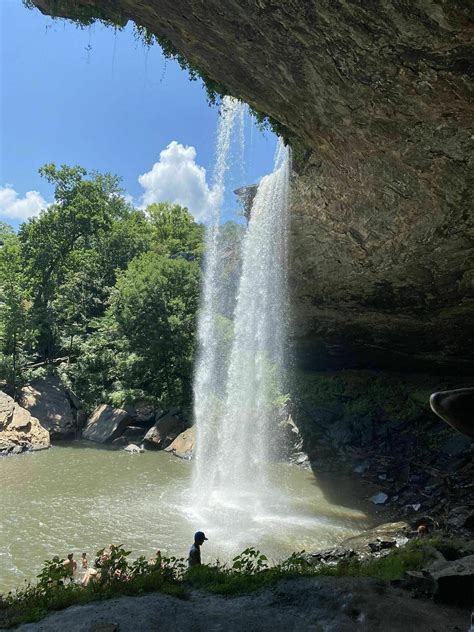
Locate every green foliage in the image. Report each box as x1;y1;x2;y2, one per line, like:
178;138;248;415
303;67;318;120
2;160;205;410
94;545;132;584
0;549;187;628
326;539;435;581
19;164;126;357
22;0;127;28
147;202;204;259
111;252;200;405
0;227;35;393
36;558;70;590
231;548;268;573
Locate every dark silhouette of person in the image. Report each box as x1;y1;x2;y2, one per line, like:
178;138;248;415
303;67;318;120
188;531;208;567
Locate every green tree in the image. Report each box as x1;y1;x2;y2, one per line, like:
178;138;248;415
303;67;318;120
19;164;127;357
110;252;200;405
51;210;152;357
147;202;204;258
98;209;152;288
0;225;34;393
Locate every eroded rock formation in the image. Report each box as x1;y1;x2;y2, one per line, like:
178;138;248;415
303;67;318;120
20;376;76;440
0;391;50;455
31;0;473;372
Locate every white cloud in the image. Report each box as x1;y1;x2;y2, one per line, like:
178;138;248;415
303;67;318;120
138;141;214;221
0;186;47;221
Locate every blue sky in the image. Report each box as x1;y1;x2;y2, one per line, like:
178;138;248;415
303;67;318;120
0;0;277;229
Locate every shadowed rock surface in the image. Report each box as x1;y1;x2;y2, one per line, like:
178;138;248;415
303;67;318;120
144;411;185;450
20;376;75;440
30;0;473;372
82;405;132;443
15;576;470;631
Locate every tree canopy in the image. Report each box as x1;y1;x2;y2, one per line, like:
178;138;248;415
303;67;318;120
0;163;209;410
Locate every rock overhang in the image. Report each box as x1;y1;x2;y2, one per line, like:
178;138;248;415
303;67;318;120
28;0;474;372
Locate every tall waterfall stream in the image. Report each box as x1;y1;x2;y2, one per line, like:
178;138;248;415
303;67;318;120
192;98;291;523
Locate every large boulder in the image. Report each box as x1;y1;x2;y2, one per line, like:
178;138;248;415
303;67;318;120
111;425;148;448
20;376;76;440
82;405;132;443
0;391;50;455
428;554;474;605
124;401;160;428
430;388;474;440
165;426;195;459
144;411;186;450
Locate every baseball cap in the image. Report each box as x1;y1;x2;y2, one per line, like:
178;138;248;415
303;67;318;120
195;531;208;541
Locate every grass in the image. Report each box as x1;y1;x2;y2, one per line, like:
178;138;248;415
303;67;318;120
324;540;434;581
0;541;441;628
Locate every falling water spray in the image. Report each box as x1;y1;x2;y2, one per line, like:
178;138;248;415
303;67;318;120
193;124;291;522
192;97;245;479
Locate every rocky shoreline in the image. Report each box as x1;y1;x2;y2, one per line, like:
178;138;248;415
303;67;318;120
0;376;195;459
304;429;474;544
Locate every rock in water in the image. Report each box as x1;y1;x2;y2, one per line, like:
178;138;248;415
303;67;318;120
144;411;185;450
165;426;195;459
0;391;50;455
82;405;131;443
339;522;410;559
370;492;388;505
123;443;144;454
20;376;75;440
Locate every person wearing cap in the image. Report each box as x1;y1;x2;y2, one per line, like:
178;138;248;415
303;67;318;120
188;531;208;567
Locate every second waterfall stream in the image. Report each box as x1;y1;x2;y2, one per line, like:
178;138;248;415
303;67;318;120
192;96;291;534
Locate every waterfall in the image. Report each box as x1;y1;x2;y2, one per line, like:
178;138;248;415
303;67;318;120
192;96;245;479
192;101;290;523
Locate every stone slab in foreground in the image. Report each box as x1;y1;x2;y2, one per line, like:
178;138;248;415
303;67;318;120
15;576;469;631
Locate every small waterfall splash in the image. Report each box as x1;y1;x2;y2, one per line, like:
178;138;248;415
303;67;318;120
193;120;291;523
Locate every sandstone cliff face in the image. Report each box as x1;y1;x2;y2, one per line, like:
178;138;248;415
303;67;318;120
31;0;473;371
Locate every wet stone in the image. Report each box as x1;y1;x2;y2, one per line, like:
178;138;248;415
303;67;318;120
370;492;388;505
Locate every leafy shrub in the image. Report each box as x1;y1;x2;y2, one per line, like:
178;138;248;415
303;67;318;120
36;558;71;591
231;548;268;574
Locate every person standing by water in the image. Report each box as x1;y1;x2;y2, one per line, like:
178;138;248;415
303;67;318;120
188;531;208;567
62;553;77;578
81;552;88;570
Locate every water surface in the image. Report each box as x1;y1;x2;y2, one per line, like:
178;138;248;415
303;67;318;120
0;443;375;593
